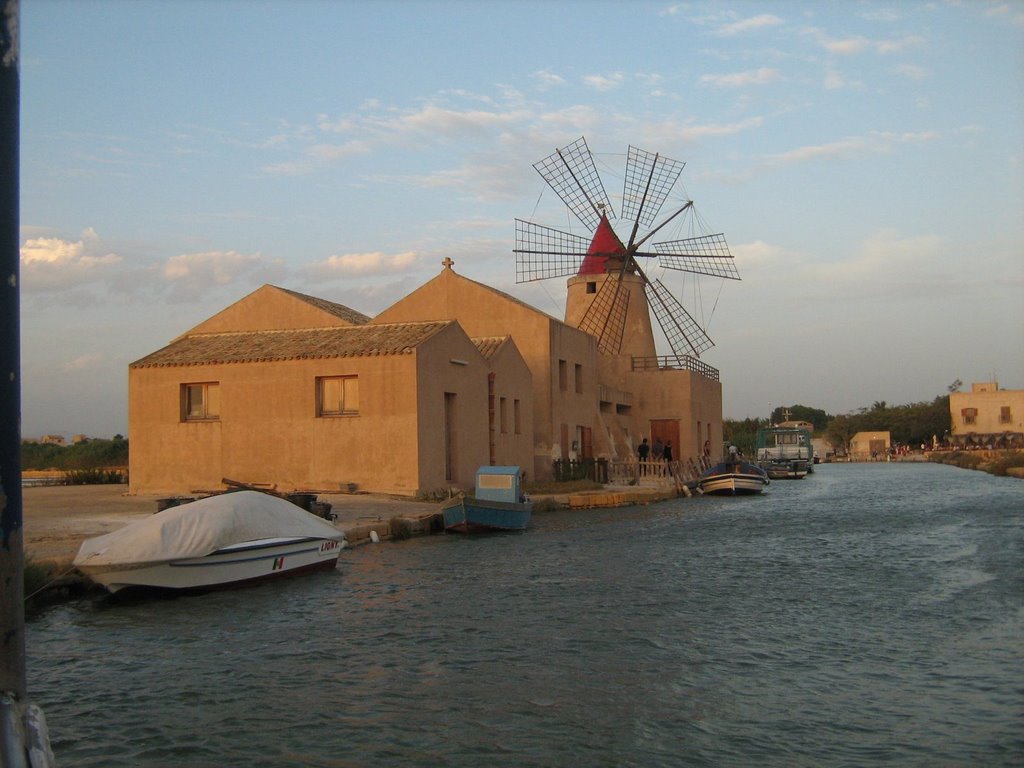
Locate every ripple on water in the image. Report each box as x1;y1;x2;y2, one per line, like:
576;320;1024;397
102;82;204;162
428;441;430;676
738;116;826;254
26;463;1024;767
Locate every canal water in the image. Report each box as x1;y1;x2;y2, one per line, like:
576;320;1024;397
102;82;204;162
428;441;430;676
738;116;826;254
26;463;1024;766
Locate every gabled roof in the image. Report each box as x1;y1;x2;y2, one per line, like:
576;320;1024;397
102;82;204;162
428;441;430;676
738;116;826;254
131;321;453;368
472;335;510;361
372;261;563;326
178;284;370;339
276;286;371;325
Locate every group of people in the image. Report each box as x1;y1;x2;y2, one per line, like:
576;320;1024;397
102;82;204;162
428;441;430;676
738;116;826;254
637;437;673;464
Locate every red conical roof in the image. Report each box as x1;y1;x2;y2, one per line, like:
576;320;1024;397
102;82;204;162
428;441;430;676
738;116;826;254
578;213;626;276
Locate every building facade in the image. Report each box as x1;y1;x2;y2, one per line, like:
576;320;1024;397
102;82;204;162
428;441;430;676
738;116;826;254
949;382;1024;448
129;259;723;496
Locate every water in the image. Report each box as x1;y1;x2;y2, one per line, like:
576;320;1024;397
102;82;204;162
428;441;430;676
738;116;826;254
26;463;1024;766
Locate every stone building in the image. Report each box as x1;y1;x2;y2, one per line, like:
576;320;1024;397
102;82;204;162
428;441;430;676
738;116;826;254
129;259;723;496
949;382;1024;448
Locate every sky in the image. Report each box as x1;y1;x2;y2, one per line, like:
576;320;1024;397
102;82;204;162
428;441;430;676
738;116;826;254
18;0;1024;439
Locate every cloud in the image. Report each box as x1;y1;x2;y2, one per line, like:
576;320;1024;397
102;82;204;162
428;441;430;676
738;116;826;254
699;67;781;88
715;13;784;36
162;250;286;302
306;251;419;280
62;353;103;372
809;28;926;56
583;72;625;91
20;229;122;292
823;67;866;90
532;69;566;88
675;117;765;141
895;63;928;80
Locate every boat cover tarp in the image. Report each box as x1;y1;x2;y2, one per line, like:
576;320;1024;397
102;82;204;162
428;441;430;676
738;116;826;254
73;491;344;567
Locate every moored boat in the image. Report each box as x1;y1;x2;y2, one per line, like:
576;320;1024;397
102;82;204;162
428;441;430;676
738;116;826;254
698;450;770;495
442;465;532;533
73;490;346;594
756;424;813;479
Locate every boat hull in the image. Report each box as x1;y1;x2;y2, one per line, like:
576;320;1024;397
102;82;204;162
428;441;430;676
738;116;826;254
441;497;532;533
77;537;343;594
761;459;810;480
698;461;769;496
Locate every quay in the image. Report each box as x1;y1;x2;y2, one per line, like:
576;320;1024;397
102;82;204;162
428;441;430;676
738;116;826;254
23;481;685;576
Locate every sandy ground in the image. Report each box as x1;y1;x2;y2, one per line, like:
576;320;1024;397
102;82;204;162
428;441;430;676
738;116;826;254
21;484;441;568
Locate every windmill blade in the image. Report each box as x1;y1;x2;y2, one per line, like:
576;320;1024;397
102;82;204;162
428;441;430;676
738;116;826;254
514;219;591;283
533;136;612;232
621;145;685;230
577;277;630;356
653;233;741;280
645;278;715;358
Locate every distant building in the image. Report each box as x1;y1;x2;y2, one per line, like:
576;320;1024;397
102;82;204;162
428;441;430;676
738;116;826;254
849;431;891;461
38;434;66;446
949;382;1024;448
71;434;88;444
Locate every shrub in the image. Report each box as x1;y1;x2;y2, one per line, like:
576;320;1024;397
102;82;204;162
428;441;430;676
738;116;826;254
63;468;126;485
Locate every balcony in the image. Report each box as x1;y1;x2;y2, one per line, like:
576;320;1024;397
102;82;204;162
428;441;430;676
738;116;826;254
631;355;720;381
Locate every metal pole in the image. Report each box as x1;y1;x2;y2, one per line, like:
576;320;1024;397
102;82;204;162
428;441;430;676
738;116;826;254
0;4;53;766
0;0;24;701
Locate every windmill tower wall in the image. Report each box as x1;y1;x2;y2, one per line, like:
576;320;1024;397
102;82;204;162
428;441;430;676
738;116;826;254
564;272;658;359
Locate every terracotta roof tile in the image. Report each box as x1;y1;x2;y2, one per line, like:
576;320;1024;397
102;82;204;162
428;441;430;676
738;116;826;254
472;336;508;360
131;321;451;368
276;286;371;325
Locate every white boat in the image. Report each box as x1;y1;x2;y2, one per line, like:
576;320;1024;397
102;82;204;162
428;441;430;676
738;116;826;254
755;425;813;479
73;490;346;594
698;451;770;496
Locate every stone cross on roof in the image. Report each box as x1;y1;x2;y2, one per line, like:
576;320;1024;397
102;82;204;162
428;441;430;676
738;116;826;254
442;257;455;269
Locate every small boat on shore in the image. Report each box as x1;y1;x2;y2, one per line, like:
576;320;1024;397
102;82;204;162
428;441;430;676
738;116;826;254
441;466;533;533
698;449;770;496
73;490;346;594
755;424;813;479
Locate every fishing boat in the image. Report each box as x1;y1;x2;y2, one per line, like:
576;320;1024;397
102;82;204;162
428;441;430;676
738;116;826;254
73;490;346;594
441;465;533;533
698;449;770;495
755;424;813;479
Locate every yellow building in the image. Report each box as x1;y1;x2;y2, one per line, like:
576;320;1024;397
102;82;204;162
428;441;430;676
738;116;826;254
129;260;723;496
949;382;1024;448
849;431;891;461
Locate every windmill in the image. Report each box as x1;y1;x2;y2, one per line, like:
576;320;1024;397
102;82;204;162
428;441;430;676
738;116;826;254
514;136;740;360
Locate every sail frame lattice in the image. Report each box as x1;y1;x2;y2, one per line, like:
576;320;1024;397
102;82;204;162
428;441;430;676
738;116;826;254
577;278;630;356
621;146;685;229
514;219;590;283
533;136;612;232
653;233;741;280
646;278;715;358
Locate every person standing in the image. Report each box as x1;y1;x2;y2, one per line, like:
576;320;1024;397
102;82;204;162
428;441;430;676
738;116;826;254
664;440;673;462
652;437;664;461
637;438;650;475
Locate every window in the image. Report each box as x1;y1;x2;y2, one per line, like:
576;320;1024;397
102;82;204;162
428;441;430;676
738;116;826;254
318;376;359;416
500;397;508;434
575;363;583;394
1000;406;1012;424
514;399;522;435
586;282;596;294
182;382;220;421
961;408;977;425
559;359;567;391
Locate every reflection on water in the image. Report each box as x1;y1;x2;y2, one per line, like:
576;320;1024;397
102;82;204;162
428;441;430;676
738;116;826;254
27;463;1024;767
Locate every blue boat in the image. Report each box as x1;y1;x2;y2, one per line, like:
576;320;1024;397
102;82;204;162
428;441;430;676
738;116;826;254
441;466;533;533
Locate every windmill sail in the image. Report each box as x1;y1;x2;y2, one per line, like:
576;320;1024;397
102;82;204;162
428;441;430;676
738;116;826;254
514;136;736;360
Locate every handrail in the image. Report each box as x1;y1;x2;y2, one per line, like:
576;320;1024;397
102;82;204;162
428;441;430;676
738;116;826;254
631;355;719;381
